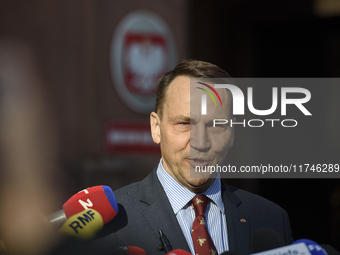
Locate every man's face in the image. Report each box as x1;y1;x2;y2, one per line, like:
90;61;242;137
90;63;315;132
150;76;234;193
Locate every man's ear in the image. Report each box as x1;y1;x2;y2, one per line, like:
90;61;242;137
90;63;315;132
150;112;161;144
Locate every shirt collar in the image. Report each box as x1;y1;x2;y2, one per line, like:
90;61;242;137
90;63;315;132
156;159;225;215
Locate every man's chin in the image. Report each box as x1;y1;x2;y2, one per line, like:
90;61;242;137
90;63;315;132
189;165;218;179
186;177;215;193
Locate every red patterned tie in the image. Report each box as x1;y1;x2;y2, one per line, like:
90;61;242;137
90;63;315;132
191;195;218;255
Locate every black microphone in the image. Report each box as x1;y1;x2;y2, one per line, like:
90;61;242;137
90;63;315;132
220;251;242;255
158;230;173;253
251;227;286;253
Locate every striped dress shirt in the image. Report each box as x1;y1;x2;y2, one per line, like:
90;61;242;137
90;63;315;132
156;159;229;255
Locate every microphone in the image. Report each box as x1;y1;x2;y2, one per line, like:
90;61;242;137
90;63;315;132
251;242;313;255
57;209;103;240
165;249;191;255
220;251;242;255
48;185;118;229
158;230;173;253
110;246;146;255
293;239;328;255
251;227;286;253
252;239;329;255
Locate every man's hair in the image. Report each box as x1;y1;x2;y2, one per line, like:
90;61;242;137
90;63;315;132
155;59;232;118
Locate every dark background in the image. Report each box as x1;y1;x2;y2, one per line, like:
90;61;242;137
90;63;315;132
0;0;339;251
189;0;340;248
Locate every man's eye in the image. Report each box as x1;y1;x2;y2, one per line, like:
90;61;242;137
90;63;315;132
180;122;190;126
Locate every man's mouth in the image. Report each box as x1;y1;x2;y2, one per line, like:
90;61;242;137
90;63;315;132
189;158;211;167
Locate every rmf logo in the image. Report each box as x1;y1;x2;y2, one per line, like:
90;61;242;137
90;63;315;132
197;82;312;116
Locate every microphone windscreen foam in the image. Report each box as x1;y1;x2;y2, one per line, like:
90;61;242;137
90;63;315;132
63;185;118;224
251;227;286;253
111;246;146;255
58;209;103;240
293;239;328;255
166;249;192;255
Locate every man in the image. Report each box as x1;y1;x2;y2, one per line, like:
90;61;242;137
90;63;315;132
94;60;293;255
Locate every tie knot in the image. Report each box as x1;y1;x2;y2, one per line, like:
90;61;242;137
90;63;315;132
191;195;209;216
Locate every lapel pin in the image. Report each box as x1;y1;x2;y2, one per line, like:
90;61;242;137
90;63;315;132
240;218;246;223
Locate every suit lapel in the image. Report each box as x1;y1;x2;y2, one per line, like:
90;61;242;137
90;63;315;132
135;170;251;254
222;182;250;255
138;169;190;252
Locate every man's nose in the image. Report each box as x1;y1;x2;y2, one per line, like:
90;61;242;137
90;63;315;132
190;124;211;151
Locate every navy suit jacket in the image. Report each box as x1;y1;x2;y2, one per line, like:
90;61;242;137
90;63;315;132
93;168;293;255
